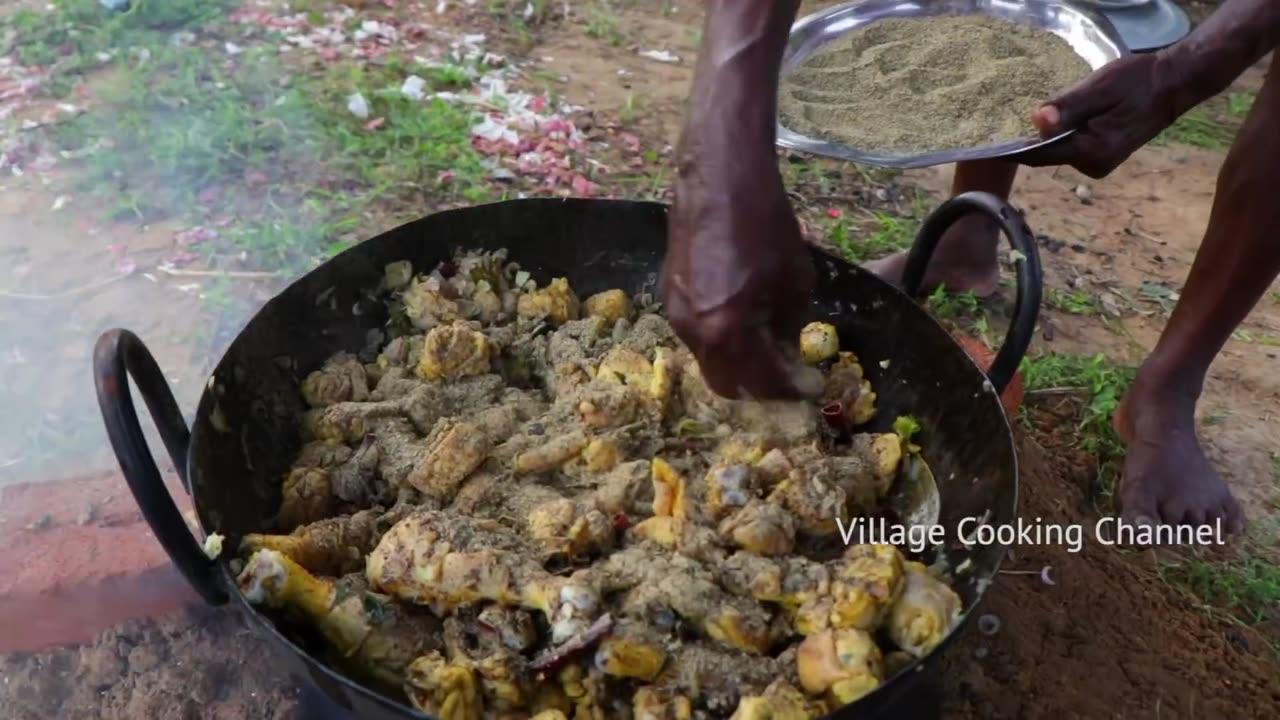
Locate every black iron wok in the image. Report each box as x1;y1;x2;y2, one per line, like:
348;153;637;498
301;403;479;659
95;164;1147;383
93;194;1041;719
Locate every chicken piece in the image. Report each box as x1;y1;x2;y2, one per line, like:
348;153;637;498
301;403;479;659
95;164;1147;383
628;516;725;565
406;406;519;502
515;430;589;474
651;458;688;519
528;498;615;559
404;652;483;720
583;289;633;325
402;275;462;331
632;687;693;720
821;352;876;425
799;322;839;364
597;346;653;388
847;433;903;498
767;470;847;537
301;353;370;408
721;553;830;611
368;366;421;401
592;460;653;516
278;467;335;531
367;511;600;642
704;464;761;521
615;313;678;356
675;357;735;425
440;615;534;713
518;278;580;326
886;561;962;658
581;546;777;654
529;681;573;718
470;285;503;324
794;544;906;635
364;417;419;491
305;373;507;445
580;437;621;472
237;551;441;690
718;500;796;556
328;433;384;506
731;682;826;720
557;664;607;720
376;336;424;374
650;348;677;415
593;620;667;681
716;438;768;466
242;507;390;576
541;316;610;393
796;628;882;706
384;260;414;290
754;449;792;485
293;441;354;470
301;400;398;445
477;604;539;652
647;643;784;715
575;381;649;429
417;321;492;381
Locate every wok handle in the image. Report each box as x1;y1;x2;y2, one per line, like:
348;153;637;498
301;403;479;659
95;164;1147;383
93;329;229;606
900;191;1043;394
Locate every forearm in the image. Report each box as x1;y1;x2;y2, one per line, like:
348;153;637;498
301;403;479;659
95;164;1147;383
1160;0;1280;113
680;1;802;153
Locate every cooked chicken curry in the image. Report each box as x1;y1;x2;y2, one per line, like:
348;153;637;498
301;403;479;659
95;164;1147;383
234;250;963;720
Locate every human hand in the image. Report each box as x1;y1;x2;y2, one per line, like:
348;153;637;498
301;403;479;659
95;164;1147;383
1019;52;1183;178
663;139;817;400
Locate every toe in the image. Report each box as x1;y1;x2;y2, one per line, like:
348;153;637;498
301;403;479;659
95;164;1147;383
1118;475;1159;530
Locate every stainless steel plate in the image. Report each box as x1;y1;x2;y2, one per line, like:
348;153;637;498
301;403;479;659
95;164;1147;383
1075;0;1153;11
777;0;1130;169
1101;0;1191;53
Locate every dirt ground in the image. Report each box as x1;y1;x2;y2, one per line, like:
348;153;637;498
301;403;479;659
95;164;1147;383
1;0;1278;718
0;606;303;720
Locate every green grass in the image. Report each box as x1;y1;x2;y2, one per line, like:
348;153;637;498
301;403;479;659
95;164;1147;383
924;286;991;344
1168;555;1280;624
1154;90;1256;150
1046;286;1099;315
10;0;495;276
1021;352;1136;502
1160;535;1280;655
583;1;624;46
827;207;921;264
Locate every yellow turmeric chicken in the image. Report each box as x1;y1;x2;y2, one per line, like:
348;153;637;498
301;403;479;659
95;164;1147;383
234;249;966;720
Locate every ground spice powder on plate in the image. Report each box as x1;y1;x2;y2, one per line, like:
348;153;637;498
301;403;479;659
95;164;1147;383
779;15;1092;154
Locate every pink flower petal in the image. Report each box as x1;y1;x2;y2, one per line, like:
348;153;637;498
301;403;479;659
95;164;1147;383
571;174;600;197
364;117;386;131
168;251;198;267
827;208;843;219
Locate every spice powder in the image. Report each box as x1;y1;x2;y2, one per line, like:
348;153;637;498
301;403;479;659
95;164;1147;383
779;15;1093;154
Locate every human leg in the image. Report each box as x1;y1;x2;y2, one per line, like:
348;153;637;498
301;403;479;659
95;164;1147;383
863;159;1017;296
1112;54;1280;532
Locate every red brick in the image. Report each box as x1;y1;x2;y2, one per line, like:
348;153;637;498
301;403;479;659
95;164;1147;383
953;333;1025;419
0;471;200;653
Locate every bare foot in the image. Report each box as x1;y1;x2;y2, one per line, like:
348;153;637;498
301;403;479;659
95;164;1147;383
863;213;1001;297
1112;373;1245;533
